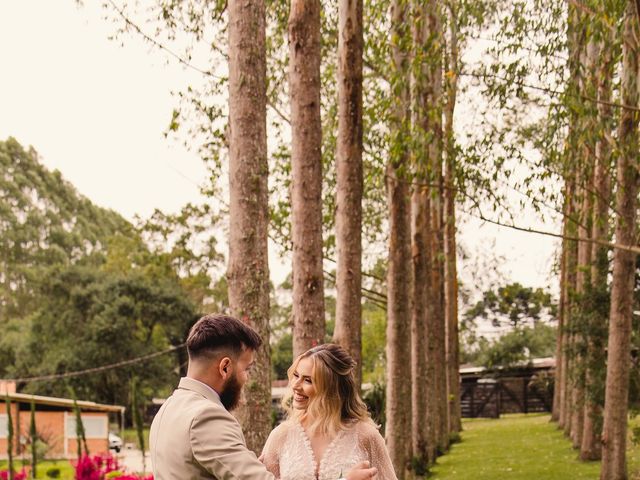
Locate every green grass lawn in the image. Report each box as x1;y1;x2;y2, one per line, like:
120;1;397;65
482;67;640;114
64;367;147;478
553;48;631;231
121;427;150;450
430;413;640;480
0;459;75;479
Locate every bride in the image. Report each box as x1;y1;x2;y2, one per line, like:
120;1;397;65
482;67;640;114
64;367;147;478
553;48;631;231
261;343;397;480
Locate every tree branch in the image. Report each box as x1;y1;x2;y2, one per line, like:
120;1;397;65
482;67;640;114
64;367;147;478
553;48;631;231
106;0;222;79
462;71;640;113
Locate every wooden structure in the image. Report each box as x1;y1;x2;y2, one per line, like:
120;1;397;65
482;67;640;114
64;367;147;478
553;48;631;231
0;390;125;459
460;357;555;418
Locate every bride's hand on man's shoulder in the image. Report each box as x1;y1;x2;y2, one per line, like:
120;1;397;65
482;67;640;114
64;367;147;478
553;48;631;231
345;461;377;480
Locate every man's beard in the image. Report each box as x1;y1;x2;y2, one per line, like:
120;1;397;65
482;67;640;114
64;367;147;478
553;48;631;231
219;372;243;411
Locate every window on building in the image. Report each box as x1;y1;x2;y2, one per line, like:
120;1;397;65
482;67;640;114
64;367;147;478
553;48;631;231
0;414;7;438
67;415;108;439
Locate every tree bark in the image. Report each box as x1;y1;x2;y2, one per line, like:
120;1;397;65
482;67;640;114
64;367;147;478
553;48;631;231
570;28;596;451
333;0;364;388
553;201;568;424
562;1;584;440
410;185;430;466
227;0;271;454
289;0;326;357
426;0;449;453
386;1;413;478
581;32;614;462
600;3;640;478
444;0;461;435
410;0;431;465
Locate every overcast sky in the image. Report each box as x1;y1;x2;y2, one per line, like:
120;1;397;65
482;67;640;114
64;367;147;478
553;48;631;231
0;1;559;293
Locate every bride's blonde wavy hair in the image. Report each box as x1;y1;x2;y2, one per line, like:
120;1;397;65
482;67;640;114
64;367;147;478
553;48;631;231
284;343;372;436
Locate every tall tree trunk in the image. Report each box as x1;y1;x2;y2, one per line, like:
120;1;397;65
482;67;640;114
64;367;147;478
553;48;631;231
570;27;596;450
386;1;413;478
410;0;431;466
444;0;461;435
410;186;430;467
563;0;585;440
571;170;592;450
227;0;271;454
581;31;614;462
600;3;640;478
289;0;326;357
426;0;449;453
562;178;580;439
557;175;578;430
553;201;568;424
333;0;364;388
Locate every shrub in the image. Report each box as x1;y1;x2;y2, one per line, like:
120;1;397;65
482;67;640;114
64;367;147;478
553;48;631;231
72;453;152;480
73;454;120;480
45;467;61;478
0;469;27;480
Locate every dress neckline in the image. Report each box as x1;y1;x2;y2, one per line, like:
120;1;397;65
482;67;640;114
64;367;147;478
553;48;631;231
295;420;345;480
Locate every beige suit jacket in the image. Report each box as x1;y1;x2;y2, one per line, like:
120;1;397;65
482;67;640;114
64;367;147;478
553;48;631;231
150;377;275;480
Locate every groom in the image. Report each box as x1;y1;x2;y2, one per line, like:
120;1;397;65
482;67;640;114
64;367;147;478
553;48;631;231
150;313;378;479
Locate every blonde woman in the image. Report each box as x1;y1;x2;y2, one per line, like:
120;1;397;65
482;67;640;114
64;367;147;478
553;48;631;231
261;344;397;480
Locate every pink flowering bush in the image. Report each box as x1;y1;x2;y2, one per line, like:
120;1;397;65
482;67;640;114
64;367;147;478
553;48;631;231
74;453;120;480
73;453;152;480
110;473;152;480
0;468;28;480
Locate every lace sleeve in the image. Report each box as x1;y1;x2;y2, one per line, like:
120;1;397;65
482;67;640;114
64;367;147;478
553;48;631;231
358;422;399;480
260;422;289;479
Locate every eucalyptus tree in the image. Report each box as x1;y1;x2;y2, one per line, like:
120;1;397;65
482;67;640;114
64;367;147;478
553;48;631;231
227;0;272;453
444;0;462;434
425;0;449;452
580;9;619;460
601;1;640;477
289;0;326;357
386;0;413;476
333;0;364;386
569;7;590;448
410;0;434;466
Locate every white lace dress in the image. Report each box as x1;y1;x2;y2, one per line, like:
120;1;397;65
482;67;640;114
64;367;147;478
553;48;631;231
261;419;398;480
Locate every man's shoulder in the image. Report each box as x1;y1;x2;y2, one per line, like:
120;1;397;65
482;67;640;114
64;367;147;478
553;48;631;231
155;387;229;427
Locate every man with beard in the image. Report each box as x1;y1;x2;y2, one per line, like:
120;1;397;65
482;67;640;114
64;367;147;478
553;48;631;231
149;314;378;480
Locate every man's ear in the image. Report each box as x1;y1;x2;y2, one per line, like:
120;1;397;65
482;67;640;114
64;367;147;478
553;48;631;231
218;357;233;379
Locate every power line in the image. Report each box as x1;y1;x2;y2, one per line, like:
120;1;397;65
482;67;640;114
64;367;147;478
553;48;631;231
2;344;185;384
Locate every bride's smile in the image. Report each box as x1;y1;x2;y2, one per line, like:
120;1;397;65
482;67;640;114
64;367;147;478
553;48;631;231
291;357;316;410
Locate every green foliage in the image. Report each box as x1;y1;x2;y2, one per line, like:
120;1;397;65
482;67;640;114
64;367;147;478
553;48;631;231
0;141;221;401
45;467;61;478
464;282;556;330
568;281;610;409
362;382;386;432
361;302;387;383
271;332;293;380
410;455;430;477
0;138;131;375
12;264;197;410
461;283;557;369
465;324;557;370
137;203;226;308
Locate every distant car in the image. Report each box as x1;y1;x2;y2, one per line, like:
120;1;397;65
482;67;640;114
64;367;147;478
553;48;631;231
108;432;123;453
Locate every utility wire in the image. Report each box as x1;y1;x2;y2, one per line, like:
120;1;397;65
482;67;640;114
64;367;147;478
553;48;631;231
2;344;185;384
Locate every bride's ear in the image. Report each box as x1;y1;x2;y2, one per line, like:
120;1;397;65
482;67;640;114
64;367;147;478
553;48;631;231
218;356;233;379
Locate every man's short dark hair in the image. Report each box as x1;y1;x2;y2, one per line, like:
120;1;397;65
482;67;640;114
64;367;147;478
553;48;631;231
186;313;262;360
